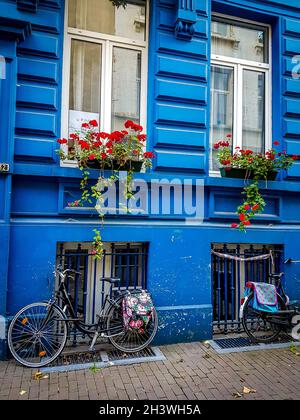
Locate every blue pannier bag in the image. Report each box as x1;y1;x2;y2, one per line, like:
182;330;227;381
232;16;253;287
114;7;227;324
244;282;279;313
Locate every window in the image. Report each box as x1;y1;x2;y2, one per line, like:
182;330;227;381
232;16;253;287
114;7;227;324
62;0;147;161
210;16;271;173
57;242;148;326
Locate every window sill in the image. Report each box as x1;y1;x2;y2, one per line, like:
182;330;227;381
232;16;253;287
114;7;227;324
205;175;300;193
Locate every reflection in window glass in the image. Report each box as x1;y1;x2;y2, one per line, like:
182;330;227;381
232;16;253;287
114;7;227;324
210;65;234;171
212;20;267;63
111;47;141;131
68;0;146;41
69;40;102;132
242;70;265;154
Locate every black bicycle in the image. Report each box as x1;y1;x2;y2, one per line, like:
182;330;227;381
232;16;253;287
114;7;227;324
8;267;158;368
241;272;300;343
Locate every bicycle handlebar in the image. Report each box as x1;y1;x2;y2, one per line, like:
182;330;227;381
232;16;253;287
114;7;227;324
54;268;81;279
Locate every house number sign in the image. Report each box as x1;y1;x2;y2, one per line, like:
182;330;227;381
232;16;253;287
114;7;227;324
0;163;9;172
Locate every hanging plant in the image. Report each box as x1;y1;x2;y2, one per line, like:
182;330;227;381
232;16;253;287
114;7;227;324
214;138;298;231
57;119;154;258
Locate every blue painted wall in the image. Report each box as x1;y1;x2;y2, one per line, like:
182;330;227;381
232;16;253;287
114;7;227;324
1;0;300;357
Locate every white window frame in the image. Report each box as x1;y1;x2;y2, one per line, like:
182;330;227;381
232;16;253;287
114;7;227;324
60;0;149;167
210;13;272;176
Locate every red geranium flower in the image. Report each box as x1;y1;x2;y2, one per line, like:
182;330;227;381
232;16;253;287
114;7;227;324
89;119;98;127
79;141;90;150
244;205;251;211
81;123;89;128
137;134;147;142
239;213;246;222
292;155;298;161
98;132;109;140
252;204;260;211
213;144;220;150
273;141;280;146
143;151;155;158
231;223;239;229
243;220;251;226
101;153;107;159
89;154;96;160
226;134;232;139
124;120;134;129
133;124;143;132
57;138;68;144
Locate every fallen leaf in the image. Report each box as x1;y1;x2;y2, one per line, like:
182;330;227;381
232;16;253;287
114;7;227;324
243;386;256;394
34;371;43;380
19;390;27;396
233;392;243;398
41;375;49;380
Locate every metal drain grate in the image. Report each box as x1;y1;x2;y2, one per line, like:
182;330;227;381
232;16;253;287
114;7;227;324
214;337;256;349
40;346;165;374
210;334;300;354
105;347;156;361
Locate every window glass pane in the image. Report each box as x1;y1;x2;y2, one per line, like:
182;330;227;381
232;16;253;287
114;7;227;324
242;70;265;154
111;47;141;131
210;65;234;171
212;19;267;63
69;39;102;132
68;0;146;41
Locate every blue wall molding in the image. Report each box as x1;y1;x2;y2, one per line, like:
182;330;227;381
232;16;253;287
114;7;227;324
175;0;197;40
17;0;39;13
0;16;31;41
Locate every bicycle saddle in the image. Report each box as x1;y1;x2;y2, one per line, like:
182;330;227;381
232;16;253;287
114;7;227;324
100;277;121;284
269;272;284;279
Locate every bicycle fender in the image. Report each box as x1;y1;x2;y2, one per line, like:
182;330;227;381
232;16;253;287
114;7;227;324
239;294;251;319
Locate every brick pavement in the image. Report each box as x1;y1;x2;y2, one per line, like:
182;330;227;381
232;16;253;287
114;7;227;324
1;341;300;400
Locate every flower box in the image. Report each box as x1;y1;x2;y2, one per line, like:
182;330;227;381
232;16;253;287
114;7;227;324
220;168;278;181
85;159;143;172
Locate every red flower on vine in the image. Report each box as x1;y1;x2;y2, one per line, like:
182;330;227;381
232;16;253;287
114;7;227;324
143;151;155;158
57;138;68;144
239;213;246;222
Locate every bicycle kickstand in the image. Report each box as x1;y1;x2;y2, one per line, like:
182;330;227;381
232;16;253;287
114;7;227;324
89;331;99;351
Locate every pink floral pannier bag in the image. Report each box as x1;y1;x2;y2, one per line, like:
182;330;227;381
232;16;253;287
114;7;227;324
122;291;155;333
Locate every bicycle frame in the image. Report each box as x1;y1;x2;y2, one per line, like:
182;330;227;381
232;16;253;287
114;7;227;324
240;275;300;330
51;278;125;339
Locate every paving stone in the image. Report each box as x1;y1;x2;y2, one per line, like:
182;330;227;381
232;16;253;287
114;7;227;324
1;342;300;400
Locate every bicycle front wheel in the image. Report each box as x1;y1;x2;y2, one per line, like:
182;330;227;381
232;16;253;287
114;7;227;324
107;295;158;353
8;302;68;368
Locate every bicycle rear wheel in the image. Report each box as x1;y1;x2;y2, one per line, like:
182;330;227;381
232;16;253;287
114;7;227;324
8;302;68;368
107;295;158;353
242;291;284;343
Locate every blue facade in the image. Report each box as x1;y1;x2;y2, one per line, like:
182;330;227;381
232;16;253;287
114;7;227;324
1;0;300;358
